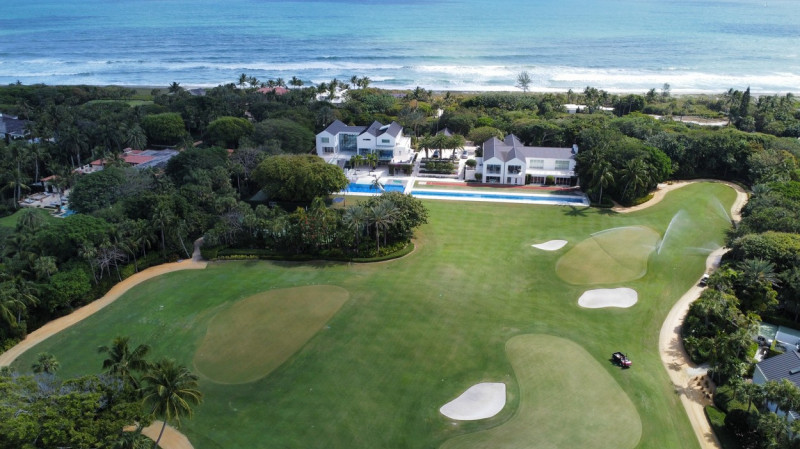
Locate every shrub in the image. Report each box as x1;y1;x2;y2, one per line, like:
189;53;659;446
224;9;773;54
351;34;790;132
466;159;477;168
545;175;555;185
474;173;482;181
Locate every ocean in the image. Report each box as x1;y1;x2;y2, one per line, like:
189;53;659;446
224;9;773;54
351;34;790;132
0;0;798;93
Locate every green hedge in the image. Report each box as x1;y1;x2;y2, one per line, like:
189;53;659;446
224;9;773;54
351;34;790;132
205;242;414;263
705;406;742;449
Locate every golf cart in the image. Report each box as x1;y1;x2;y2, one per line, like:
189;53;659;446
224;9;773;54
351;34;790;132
612;352;632;368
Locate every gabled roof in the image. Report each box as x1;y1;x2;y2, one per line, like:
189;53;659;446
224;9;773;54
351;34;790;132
437;128;453;137
362;121;384;137
322;120;366;136
382;122;403;138
321;120;404;139
482;134;574;162
757;350;800;388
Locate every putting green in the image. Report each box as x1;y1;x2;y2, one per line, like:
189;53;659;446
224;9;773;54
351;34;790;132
193;285;349;384
441;334;642;449
556;226;660;285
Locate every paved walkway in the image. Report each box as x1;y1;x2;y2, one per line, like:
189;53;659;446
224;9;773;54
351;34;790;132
619;180;748;449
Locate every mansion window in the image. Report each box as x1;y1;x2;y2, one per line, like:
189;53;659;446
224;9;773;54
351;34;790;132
323;147;334;153
381;139;391;144
339;134;358;152
321;137;330;143
529;159;544;169
508;165;522;174
555;160;570;170
486;164;501;174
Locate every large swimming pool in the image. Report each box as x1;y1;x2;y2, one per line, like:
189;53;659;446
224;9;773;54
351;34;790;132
410;189;588;205
345;182;405;194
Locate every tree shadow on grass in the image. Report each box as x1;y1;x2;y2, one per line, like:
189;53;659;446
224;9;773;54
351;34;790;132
562;206;590;217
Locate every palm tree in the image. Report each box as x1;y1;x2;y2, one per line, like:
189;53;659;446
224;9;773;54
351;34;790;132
141;359;203;449
369;199;398;251
289;76;303;87
238;73;248;89
0;287;26;329
168;82;183;94
31;352;60;374
126;124;147;151
740;381;763;412
418;134;433;159
619;158;648;202
590;159;614;205
98;336;151;389
343;204;369;248
739;258;780;288
153;199;175;259
365;152;378;170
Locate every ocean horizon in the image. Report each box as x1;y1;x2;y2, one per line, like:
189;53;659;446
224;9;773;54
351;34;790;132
1;0;798;94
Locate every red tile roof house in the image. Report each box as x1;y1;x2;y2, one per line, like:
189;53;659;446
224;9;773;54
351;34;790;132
257;87;289;95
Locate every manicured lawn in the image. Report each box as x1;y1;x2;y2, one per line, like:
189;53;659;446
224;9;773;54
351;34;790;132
442;334;641;449
0;208;55;228
13;182;736;449
193;286;348;384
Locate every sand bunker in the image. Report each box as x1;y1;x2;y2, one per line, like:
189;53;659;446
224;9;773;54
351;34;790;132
440;383;506;421
578;288;638;308
532;240;568;251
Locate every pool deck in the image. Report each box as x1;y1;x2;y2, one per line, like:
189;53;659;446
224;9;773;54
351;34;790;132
338;161;589;206
410;188;589;206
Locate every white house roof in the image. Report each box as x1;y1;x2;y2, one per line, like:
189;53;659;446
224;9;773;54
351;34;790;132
483;134;575;162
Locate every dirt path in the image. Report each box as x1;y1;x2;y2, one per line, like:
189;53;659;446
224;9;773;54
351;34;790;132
141;422;194;449
617;180;748;449
0;239;208;449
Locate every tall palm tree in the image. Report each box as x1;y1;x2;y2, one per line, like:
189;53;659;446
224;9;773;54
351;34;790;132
126;124;147;151
365;152;378;170
238;73;248;89
31;352;60;375
141;359;203;449
343;204;368;248
0;286;26;328
168;82;183;94
619;158;648;202
99;336;151;389
289;76;303;87
590;159;614;205
369;200;398;251
740;381;763;412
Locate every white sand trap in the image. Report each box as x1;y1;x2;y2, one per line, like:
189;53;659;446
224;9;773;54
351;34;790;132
532;240;568;251
440;382;506;420
579;288;638;308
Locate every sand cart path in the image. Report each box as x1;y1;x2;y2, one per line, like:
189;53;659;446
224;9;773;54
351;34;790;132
616;180;746;449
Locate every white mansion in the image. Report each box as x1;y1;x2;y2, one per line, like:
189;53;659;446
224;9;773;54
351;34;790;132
315;120;413;164
479;135;578;185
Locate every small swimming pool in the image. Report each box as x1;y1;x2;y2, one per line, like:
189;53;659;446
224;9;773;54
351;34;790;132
410;189;588;205
345;183;405;194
